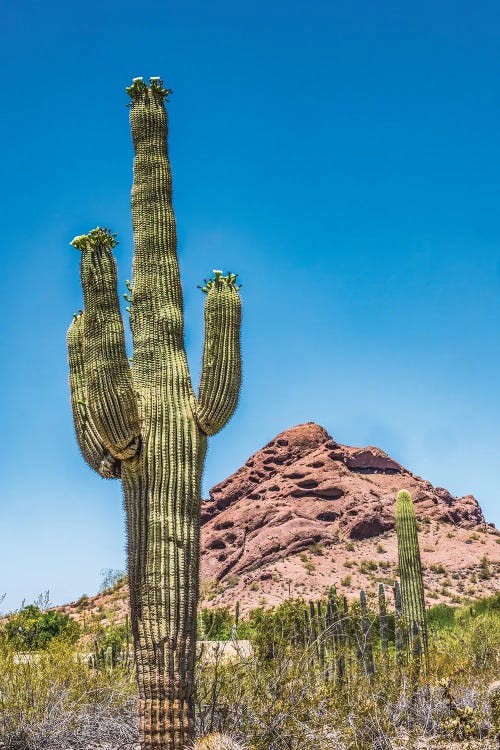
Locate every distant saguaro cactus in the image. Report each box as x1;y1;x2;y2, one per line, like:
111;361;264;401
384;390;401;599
67;77;242;750
358;589;375;677
395;489;428;663
393;579;404;672
377;583;389;659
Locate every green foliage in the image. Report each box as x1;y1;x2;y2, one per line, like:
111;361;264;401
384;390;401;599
3;605;79;651
427;592;500;632
427;602;456;629
359;559;378;573
429;563;446;574
247;599;312;659
198;608;234;641
308;542;324;556
479;555;492;580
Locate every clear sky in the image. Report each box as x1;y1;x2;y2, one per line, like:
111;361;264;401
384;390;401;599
0;0;498;611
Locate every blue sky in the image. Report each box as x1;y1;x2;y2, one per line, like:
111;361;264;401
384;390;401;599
0;0;498;610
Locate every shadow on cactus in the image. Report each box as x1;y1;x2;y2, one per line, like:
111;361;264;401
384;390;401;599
67;77;242;750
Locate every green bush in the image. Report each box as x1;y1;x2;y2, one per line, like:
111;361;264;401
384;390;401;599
198;608;235;640
3;605;79;650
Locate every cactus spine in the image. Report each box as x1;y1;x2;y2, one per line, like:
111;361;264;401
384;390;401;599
395;490;428;663
67;78;242;750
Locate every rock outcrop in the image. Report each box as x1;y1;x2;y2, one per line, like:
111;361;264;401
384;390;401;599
200;423;486;583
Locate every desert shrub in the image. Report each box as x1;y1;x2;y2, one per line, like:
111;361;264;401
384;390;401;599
359;559;378;573
0;638;136;749
431;610;500;681
199;608;235;640
472;590;500;615
194;635;451;749
308;542;324;556
2;604;80;651
76;594;89;608
427;602;457;629
247;599;313;659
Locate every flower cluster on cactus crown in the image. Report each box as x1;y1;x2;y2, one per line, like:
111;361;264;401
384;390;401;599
198;269;242;294
70;227;118;252
126;76;173;103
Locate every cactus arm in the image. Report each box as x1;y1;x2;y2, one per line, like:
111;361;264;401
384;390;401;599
196;271;242;435
72;228;141;460
67;312;121;478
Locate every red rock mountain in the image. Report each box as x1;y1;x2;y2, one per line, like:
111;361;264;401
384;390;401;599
60;423;499;624
198;423;498;612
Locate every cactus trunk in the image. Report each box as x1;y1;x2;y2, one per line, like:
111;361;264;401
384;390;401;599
395;489;428;667
121;436;205;746
67;78;242;750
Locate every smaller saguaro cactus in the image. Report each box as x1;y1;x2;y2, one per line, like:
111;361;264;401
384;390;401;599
359;589;375;677
316;600;326;669
378;583;389;658
395;489;428;663
393;580;404;672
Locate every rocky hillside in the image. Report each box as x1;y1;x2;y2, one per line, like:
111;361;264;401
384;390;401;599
60;423;499;625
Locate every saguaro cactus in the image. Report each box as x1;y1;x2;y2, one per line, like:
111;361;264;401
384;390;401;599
377;583;389;659
358;589;375;677
395;489;428;662
67;77;242;750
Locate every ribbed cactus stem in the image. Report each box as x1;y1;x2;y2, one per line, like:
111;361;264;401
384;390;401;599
308;600;320;662
395;490;428;662
378;583;389;657
411;620;422;660
359;589;375;677
394;580;403;671
67;78;242;750
316;600;326;668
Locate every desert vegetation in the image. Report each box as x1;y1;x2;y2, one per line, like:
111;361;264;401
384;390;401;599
1;491;497;748
0;592;498;749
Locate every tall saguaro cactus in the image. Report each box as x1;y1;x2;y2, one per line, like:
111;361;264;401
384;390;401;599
67;77;242;750
395;489;428;663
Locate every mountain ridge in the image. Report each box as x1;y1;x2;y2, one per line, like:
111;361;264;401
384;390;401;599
58;423;499;624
